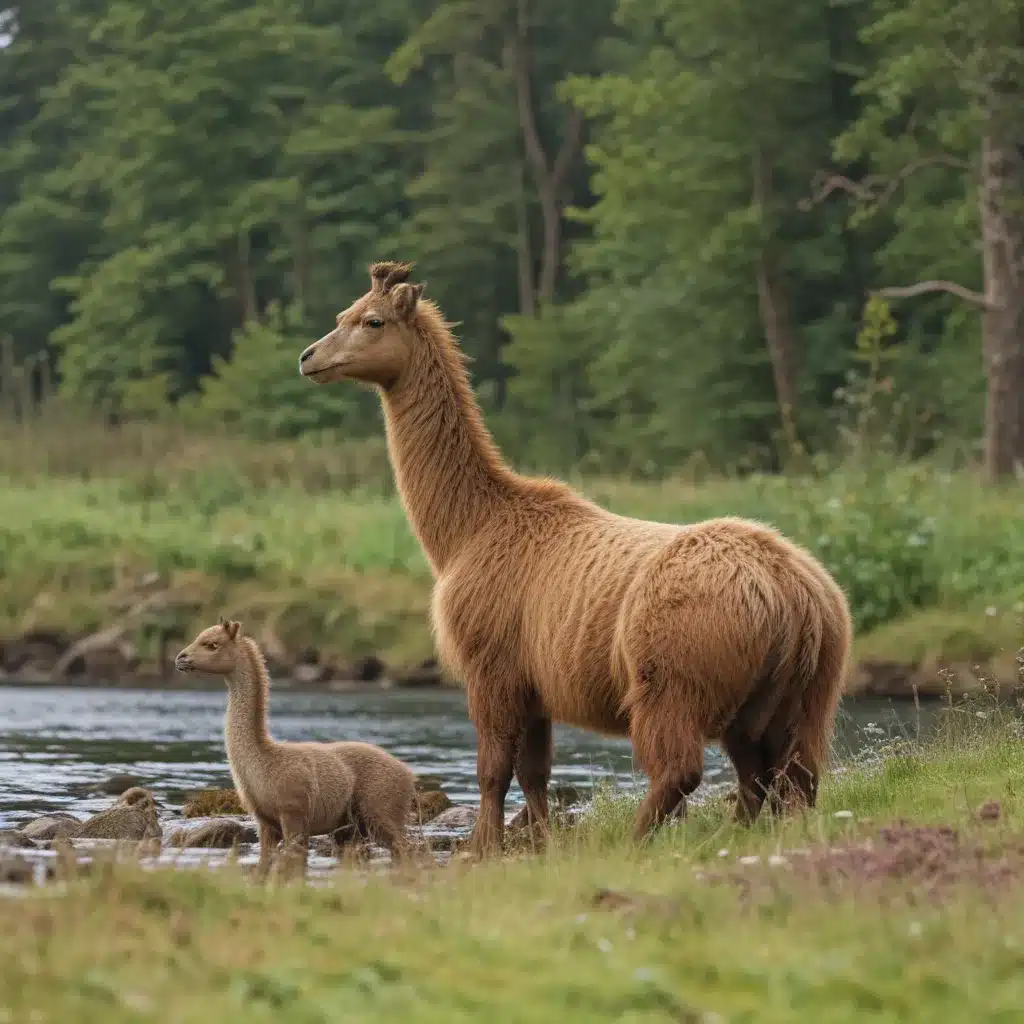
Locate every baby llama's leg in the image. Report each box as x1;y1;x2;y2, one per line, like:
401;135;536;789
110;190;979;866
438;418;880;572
254;816;282;881
277;810;310;880
513;712;552;837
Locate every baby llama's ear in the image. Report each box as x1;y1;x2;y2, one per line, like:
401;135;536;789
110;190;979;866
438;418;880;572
226;620;241;641
391;282;425;321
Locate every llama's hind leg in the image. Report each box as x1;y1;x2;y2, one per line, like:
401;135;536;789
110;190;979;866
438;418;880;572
721;723;772;826
513;712;552;835
629;699;705;842
277;811;310;880
254;816;282;881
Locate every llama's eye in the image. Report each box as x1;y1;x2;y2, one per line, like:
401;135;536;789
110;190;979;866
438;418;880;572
365;318;384;329
204;642;218;651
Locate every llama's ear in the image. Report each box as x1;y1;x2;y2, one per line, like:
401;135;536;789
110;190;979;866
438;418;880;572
391;281;424;321
369;261;413;293
224;620;241;641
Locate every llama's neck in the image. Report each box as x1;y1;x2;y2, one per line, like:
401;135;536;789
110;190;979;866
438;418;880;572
381;312;515;573
224;638;274;768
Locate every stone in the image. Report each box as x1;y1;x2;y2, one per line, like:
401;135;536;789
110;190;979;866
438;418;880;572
414;790;453;824
0;829;37;850
428;805;477;830
0;853;34;885
19;814;82;842
168;819;258;849
182;788;246;818
75;789;162;842
293;662;327;685
100;773;147;796
350;655;385;683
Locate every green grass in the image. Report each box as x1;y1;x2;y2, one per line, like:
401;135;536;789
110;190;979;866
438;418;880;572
2;710;1023;1022
0;413;1022;673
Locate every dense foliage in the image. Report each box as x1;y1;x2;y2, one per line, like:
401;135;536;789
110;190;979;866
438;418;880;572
1;0;1021;475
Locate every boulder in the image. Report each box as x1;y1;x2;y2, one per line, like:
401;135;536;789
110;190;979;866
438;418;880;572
428;805;477;830
182;788;246;818
0;829;37;850
75;788;161;842
168;819;257;849
19;814;82;842
0;853;34;885
414;790;453;824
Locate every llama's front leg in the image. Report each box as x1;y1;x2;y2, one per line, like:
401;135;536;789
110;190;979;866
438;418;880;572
467;699;522;858
277;811;310;880
514;713;552;835
254;816;282;881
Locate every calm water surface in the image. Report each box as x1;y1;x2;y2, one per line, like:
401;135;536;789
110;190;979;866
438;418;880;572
0;685;941;827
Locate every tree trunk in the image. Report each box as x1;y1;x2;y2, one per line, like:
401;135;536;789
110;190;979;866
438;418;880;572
752;148;801;451
508;0;584;309
236;232;258;324
978;130;1024;481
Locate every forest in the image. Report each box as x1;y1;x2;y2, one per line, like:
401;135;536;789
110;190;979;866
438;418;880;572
2;0;1022;480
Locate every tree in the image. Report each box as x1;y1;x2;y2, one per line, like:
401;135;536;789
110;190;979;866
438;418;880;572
832;0;1024;480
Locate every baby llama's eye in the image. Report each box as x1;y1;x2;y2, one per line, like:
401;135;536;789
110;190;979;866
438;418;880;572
365;318;384;329
204;642;219;651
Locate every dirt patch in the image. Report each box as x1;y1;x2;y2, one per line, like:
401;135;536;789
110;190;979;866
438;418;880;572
768;821;1024;899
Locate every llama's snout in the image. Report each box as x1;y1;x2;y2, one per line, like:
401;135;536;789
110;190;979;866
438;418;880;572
299;342;318;371
174;650;192;672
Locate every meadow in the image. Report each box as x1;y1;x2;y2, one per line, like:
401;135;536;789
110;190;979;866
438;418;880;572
0;408;1022;684
1;701;1023;1022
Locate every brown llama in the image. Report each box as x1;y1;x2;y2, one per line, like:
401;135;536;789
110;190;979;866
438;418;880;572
298;262;853;857
175;620;417;875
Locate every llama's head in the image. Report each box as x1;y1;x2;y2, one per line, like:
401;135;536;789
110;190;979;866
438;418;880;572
299;261;425;390
175;618;242;676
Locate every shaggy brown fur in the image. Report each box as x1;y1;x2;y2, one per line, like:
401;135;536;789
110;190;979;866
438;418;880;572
299;262;853;856
175;620;417;875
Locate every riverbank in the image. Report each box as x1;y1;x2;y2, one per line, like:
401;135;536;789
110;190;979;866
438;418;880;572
1;701;1022;1021
1;420;1022;696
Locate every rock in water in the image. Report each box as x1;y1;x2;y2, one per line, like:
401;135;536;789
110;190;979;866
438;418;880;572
0;829;37;850
18;814;82;842
99;774;147;796
0;853;35;885
168;819;258;849
428;806;477;830
414;790;453;824
75;788;162;841
181;788;246;818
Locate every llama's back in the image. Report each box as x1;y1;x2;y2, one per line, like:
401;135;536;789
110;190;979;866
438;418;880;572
328;741;416;843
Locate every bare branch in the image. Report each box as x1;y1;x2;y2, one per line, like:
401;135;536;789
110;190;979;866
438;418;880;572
800;155;970;212
873;279;993;309
550;106;584;193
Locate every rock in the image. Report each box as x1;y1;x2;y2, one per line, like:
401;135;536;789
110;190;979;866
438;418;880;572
414;790;453;824
0;853;34;885
0;829;37;850
75;789;161;841
428;805;477;830
976;799;1001;823
182;788;246;818
293;663;327;685
393;658;444;688
414;774;446;794
350;655;385;683
101;774;147;796
550;784;586;809
19;814;82;842
168;819;257;849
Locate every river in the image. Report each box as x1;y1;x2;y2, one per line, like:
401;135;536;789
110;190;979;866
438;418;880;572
0;685;942;827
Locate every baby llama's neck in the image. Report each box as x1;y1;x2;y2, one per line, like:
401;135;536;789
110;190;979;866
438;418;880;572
224;638;274;767
381;309;516;573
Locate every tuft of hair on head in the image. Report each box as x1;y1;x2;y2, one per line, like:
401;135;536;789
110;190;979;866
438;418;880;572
369;260;414;293
218;616;241;641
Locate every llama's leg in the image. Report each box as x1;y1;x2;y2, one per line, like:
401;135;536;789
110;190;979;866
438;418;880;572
466;695;524;858
721;723;772;826
254;816;282;880
277;811;310;879
629;704;705;842
767;746;818;816
514;712;552;833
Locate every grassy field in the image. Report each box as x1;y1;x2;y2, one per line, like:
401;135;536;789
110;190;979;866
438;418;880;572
0;412;1022;676
2;704;1023;1021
